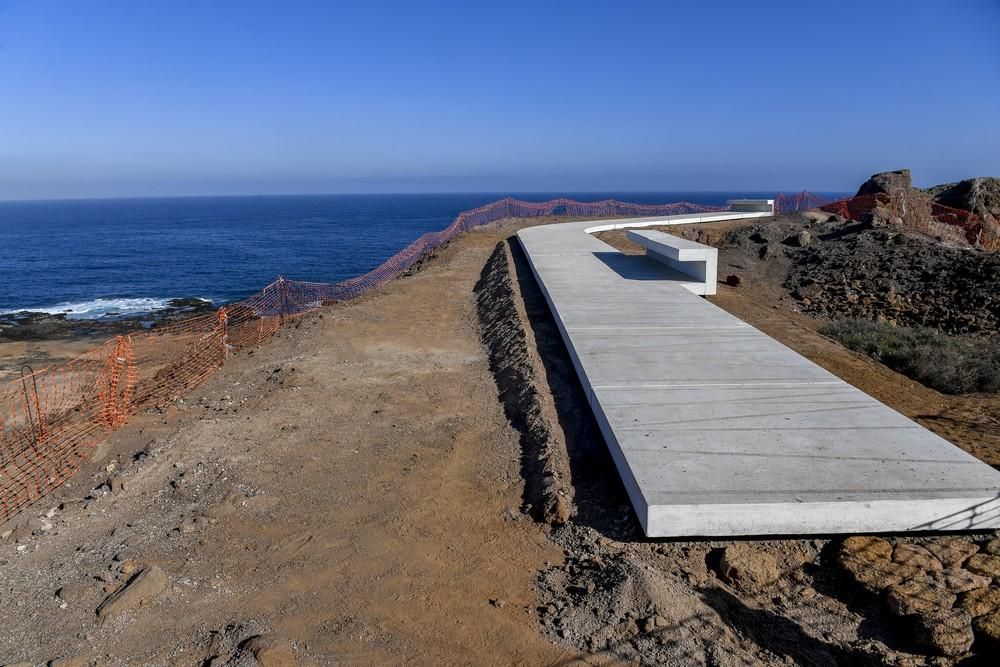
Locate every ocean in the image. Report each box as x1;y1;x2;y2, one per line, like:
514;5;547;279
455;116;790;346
0;192;806;319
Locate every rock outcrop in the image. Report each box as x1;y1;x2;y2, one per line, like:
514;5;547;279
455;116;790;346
718;543;780;589
856;169;912;197
925;177;1000;223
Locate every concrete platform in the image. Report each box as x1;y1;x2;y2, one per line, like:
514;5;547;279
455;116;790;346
517;209;1000;537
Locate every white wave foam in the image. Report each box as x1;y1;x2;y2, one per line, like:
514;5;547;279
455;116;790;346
0;297;213;320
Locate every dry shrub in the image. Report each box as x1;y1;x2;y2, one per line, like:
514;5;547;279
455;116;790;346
820;319;1000;395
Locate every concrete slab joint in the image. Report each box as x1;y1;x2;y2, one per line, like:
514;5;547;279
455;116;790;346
516;206;1000;537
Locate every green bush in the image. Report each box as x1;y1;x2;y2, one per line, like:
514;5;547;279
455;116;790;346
819;319;1000;395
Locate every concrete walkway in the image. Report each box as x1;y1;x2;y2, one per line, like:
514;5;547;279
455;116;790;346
517;212;1000;537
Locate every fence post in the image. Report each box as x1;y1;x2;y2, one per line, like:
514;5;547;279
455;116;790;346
19;366;46;446
122;335;134;419
101;336;131;429
276;276;289;322
217;307;229;360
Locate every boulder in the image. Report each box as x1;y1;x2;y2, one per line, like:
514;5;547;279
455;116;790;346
856;169;912;197
922;537;979;568
973;609;1000;648
958;587;1000;617
840;535;893;561
838;554;921;594
718;543;779;589
966;554;1000;579
926;177;1000;222
95;565;167;620
915;608;974;656
983;537;1000;556
885;578;956;616
930;568;991;594
55;582;94;605
783;231;813;247
893;543;943;571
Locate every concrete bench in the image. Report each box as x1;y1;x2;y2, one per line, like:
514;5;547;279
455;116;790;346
626;230;718;295
728;198;774;213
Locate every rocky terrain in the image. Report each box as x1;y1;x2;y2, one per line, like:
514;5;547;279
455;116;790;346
727;213;1000;336
836;536;1000;657
844;169;1000;249
924;176;1000;225
0;298;219;384
0;298;215;342
853;168;1000;228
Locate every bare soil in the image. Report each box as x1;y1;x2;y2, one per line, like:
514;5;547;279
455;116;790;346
0;219;569;666
0;338;115;384
1;214;998;666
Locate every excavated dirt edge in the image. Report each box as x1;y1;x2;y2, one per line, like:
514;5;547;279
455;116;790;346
474;240;574;525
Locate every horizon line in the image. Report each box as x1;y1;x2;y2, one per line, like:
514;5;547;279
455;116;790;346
0;188;846;205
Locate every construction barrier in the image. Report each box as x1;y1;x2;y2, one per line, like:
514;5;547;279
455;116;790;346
774;191;833;214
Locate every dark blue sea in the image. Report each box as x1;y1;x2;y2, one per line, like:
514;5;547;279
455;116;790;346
0;192;819;319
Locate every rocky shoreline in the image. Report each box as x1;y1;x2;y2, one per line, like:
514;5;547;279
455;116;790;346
0;298;216;342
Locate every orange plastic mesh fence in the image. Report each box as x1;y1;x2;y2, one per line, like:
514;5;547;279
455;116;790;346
0;193;850;523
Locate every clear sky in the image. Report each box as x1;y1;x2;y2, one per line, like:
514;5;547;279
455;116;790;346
1;0;998;200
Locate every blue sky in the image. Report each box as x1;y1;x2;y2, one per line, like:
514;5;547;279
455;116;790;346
0;0;998;200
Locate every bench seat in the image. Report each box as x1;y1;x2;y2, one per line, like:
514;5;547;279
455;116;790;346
626;229;718;295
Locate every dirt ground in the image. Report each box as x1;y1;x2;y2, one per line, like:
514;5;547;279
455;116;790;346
1;215;998;666
0;338;115;384
0;219;572;665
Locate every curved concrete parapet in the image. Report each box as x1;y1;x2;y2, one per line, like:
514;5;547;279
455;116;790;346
516;207;1000;537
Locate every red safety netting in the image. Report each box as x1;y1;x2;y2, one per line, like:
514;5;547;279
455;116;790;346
774;191;835;214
